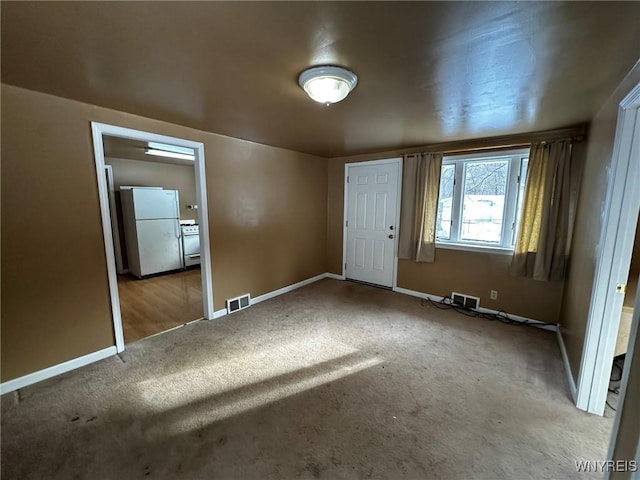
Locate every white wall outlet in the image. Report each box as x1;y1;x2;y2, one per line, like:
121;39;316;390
490;290;498;300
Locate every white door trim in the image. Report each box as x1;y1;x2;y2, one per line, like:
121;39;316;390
576;81;640;414
342;157;403;288
91;122;215;353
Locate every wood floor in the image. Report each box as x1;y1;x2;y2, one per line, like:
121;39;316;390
117;268;203;343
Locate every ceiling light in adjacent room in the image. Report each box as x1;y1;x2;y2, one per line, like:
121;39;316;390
145;149;195;161
145;142;195;160
298;66;358;105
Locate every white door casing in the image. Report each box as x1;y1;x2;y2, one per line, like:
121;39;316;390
344;160;401;288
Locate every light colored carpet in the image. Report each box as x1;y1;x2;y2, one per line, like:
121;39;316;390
1;279;613;479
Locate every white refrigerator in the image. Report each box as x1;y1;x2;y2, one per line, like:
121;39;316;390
120;188;183;278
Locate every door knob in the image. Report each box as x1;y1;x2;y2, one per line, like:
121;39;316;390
388;234;394;239
389;225;394;230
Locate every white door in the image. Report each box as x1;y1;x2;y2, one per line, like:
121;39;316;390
137;219;183;275
133;189;179;220
345;161;400;287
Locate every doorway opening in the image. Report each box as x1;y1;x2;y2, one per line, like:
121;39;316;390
92;123;214;351
605;217;639;414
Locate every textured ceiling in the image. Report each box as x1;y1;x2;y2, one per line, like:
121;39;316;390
2;2;640;157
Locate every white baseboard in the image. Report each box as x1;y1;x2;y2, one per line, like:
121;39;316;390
0;273;333;394
393;286;444;302
252;273;328;305
556;328;578;402
0;272;343;394
213;273;333;319
326;273;345;280
392;286;557;331
213;308;228;319
476;307;557;332
0;346;117;395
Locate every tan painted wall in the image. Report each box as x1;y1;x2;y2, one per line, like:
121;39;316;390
106;157;197;221
1;84;327;382
327;155;566;324
560;61;640;382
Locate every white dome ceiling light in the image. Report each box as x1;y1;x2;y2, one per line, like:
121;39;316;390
298;66;358;106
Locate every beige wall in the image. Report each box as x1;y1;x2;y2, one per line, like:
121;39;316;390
106;156;198;221
1;84;327;382
327;155;567;324
560;61;640;382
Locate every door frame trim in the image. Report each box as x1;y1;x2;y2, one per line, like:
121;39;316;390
342;157;403;288
91;122;215;353
576;80;640;415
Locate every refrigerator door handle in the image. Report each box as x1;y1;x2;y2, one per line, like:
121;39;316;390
176;220;181;239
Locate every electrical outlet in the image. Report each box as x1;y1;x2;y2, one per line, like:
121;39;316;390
490;290;498;300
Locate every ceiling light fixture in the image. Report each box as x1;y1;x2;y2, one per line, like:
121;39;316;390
147;142;195;156
145;149;195;161
298;66;358;106
145;142;195;161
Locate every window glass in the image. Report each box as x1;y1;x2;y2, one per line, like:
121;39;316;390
460;160;509;244
436;149;529;251
436;164;455;240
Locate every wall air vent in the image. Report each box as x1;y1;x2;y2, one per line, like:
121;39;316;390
226;293;251;314
451;292;480;310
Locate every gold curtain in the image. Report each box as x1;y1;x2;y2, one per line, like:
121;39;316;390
399;153;443;263
510;140;574;281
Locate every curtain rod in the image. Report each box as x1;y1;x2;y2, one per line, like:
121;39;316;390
422;126;586;155
438;141;531;156
330;125;588;161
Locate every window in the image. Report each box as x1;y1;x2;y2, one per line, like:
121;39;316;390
436;149;529;251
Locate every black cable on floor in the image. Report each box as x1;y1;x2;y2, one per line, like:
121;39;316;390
610;364;622;382
606;384;620;412
421;296;557;329
610;357;625;382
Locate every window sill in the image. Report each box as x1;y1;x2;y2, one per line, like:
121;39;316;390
435;242;514;256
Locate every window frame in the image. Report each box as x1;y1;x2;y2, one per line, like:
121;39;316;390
436;148;529;253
